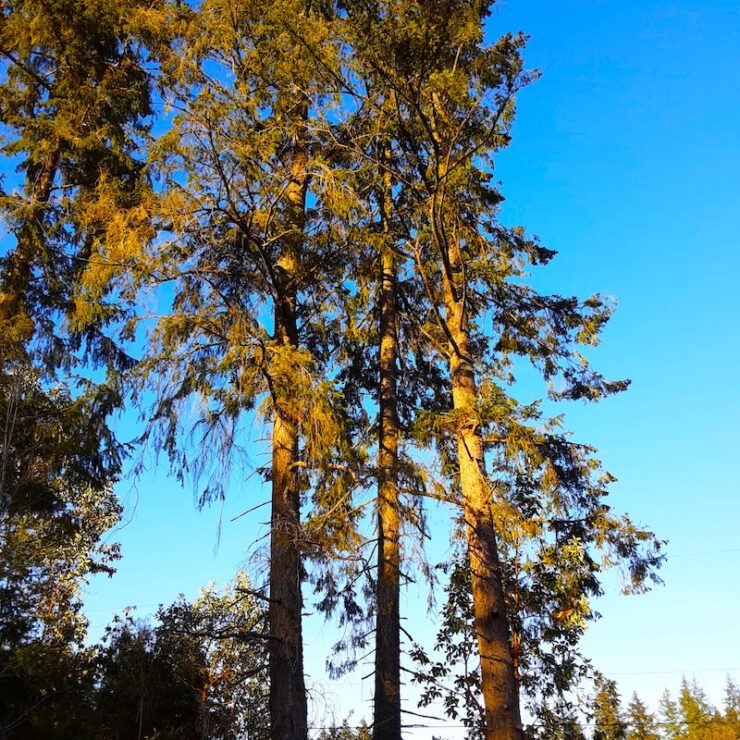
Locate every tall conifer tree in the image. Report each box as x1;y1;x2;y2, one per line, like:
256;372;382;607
104;2;360;737
0;0;153;663
0;0;153;732
593;675;628;740
340;1;662;736
0;0;153;377
324;23;450;731
50;3;666;735
340;2;529;734
374;142;402;737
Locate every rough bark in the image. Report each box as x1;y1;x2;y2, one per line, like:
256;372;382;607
268;113;309;740
444;285;523;740
269;405;307;740
373;155;402;740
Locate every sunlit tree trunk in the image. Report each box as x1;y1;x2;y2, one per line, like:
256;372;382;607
268;108;309;740
373;154;402;740
443;252;523;740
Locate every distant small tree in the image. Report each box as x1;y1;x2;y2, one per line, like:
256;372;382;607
660;689;684;738
723;677;740;735
657;678;737;740
316;718;371;740
679;678;715;734
530;705;586;740
592;675;627;740
626;692;660;740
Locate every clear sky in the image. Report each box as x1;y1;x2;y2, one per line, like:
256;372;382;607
82;0;740;736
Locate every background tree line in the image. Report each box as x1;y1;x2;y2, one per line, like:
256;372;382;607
1;0;665;738
583;675;740;740
319;676;740;740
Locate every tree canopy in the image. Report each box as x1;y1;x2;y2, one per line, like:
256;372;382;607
0;1;669;738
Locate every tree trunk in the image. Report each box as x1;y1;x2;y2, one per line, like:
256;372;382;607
373;156;401;739
445;296;523;740
269;403;307;740
268;110;309;740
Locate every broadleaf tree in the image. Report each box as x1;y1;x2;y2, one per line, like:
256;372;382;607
95;572;269;740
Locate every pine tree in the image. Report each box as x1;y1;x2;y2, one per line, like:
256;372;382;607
317;718;372;740
593;675;628;740
531;706;586;740
660;689;682;737
337;4;526;735
678;677;719;738
36;3;667;734
373;141;403;737
723;677;740;736
330;26;415;739
626;692;660;740
0;0;153;378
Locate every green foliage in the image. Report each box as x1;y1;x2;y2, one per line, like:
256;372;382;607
0;1;673;735
657;677;739;740
530;708;587;740
409;560;485;736
1;565;268;739
724;678;740;736
0;0;154;376
509;677;740;740
592;675;628;740
113;0;363;540
317;717;371;740
346;0;663;728
0;10;152;729
626;692;660;740
0;366;121;737
95;572;269;740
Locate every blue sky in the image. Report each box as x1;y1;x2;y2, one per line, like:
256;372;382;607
493;0;740;719
80;0;740;735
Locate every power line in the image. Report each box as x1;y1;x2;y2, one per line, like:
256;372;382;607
670;547;740;558
606;668;740;676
